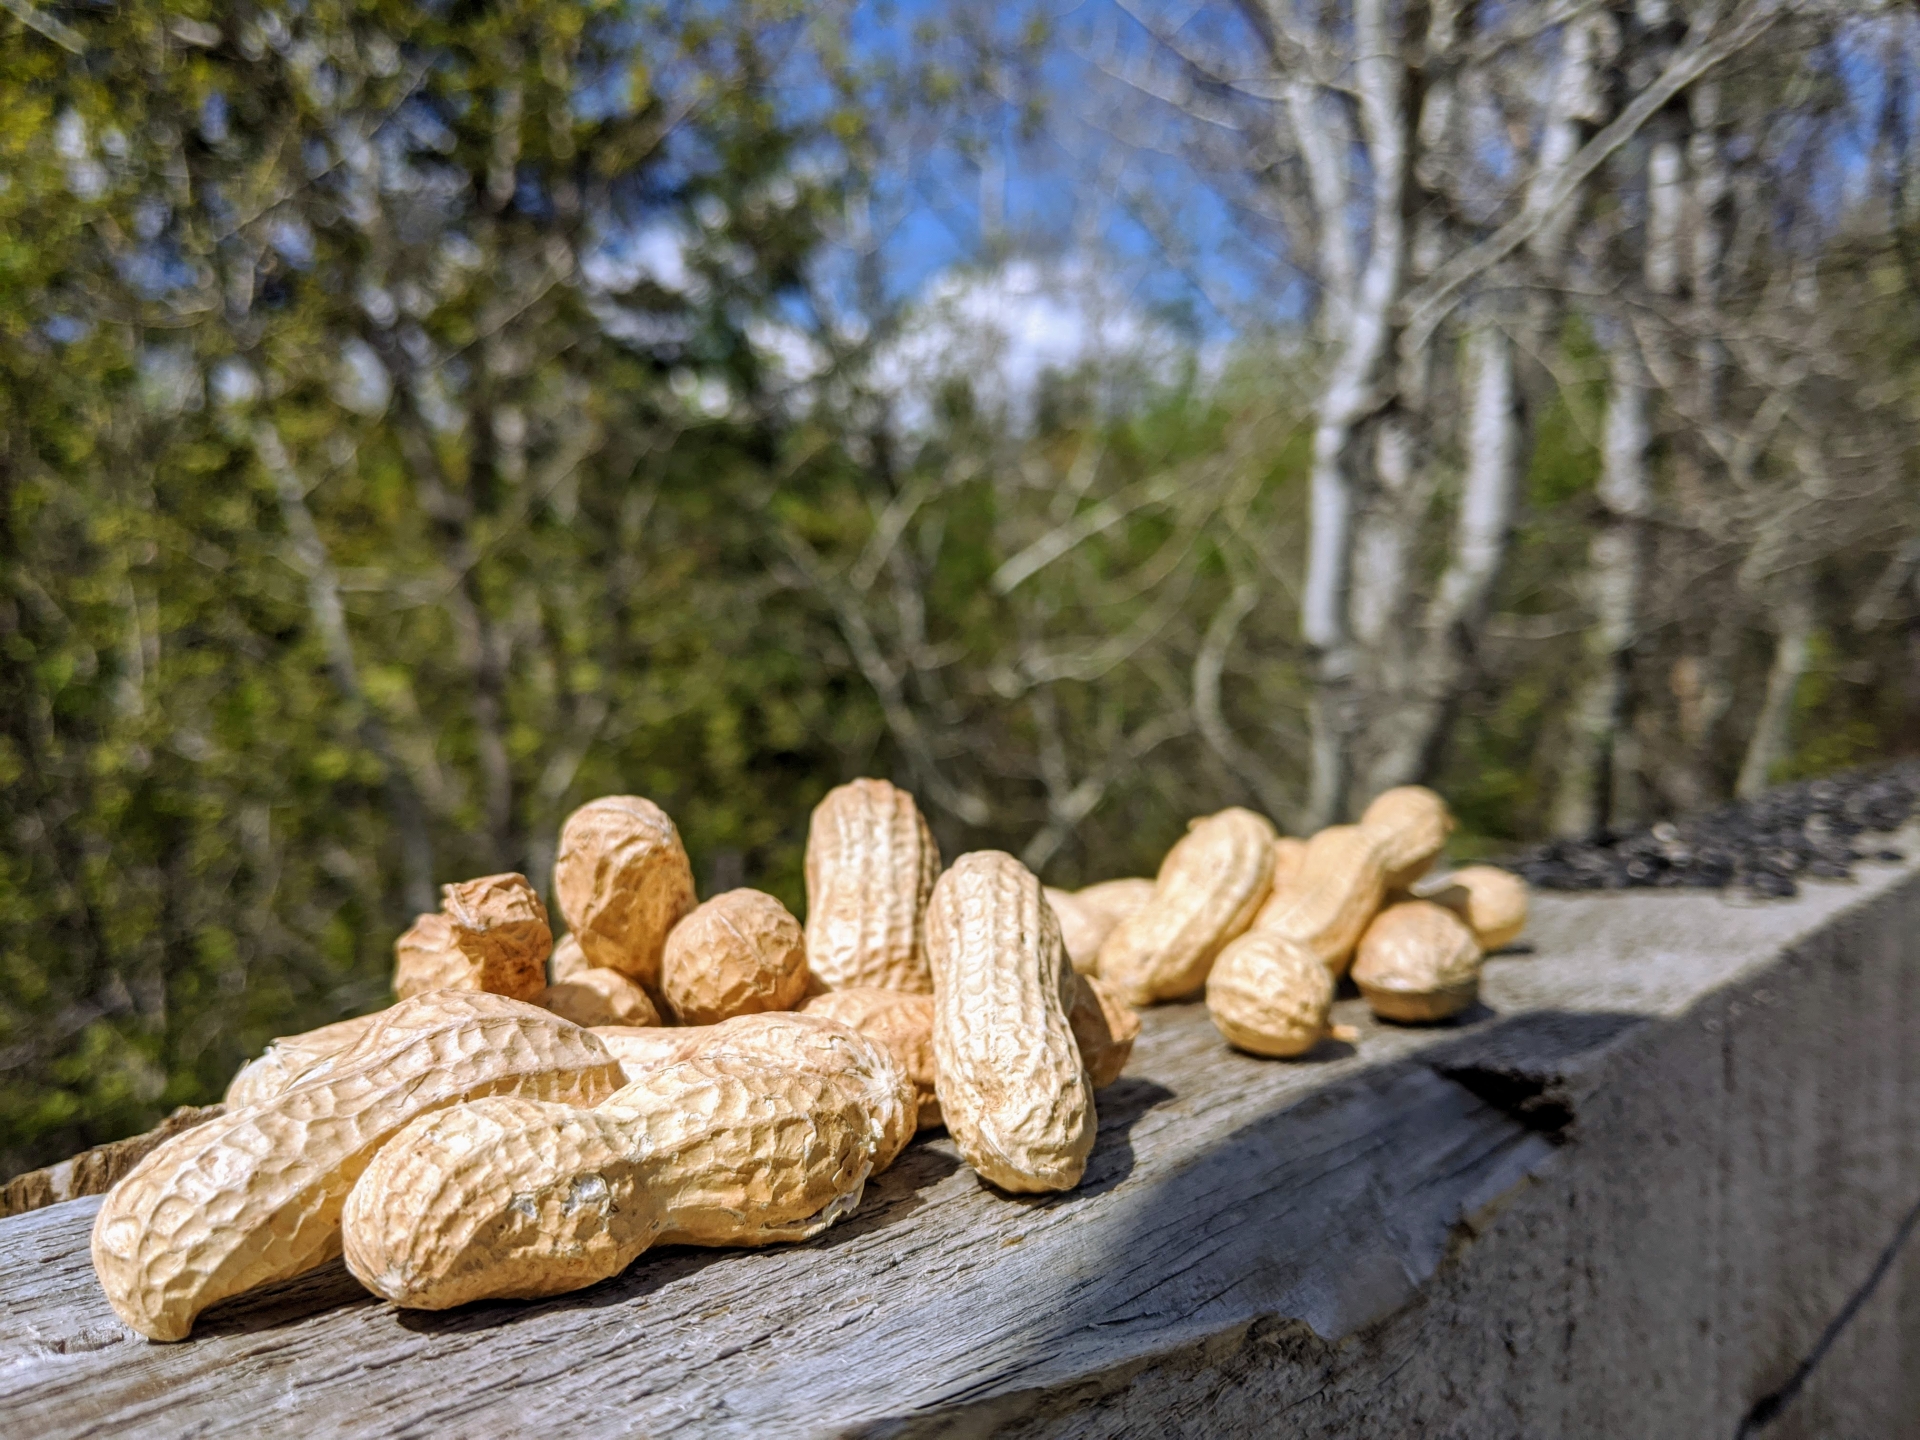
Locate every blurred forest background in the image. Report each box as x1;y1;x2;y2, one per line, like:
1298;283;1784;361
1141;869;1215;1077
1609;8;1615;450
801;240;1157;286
2;0;1917;1175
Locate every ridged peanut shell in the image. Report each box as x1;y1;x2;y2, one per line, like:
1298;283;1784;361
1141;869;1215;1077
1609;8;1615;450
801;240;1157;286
342;1054;881;1311
927;851;1096;1193
1096;808;1277;1006
1272;837;1309;890
1044;888;1113;976
1206;930;1333;1058
1068;974;1140;1089
91;993;622;1340
550;932;588;982
1359;786;1457;890
392;873;552;1002
224;1012;385;1109
661;888;809;1024
803;987;941;1130
1420;865;1529;951
804;779;941;993
1353;901;1483;1023
540;967;661;1028
553;796;697;990
591;1012;916;1172
1253;824;1389;977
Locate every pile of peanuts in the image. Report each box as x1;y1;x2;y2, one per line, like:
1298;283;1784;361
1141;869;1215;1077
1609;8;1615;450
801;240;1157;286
89;780;1524;1341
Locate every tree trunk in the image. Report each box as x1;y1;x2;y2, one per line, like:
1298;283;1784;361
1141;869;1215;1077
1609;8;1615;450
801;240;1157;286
1735;581;1813;799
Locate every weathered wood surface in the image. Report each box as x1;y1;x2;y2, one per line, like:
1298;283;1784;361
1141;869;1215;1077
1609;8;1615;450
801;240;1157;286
2;844;1916;1439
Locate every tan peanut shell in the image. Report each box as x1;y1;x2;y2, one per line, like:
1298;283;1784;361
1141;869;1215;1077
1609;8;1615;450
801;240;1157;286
540;967;661;1028
1352;900;1483;1023
927;851;1096;1193
1272;837;1309;890
1096;808;1277;1006
660;888;809;1024
589;1012;916;1172
1359;786;1457;890
1253;824;1389;977
1420;865;1529;951
803;987;941;1130
1206;930;1334;1058
1068;974;1140;1089
342;1052;883;1312
1073;877;1155;927
91;992;622;1340
224;1012;385;1109
1045;887;1113;976
393;873;552;1002
553;796;697;990
803;778;941;992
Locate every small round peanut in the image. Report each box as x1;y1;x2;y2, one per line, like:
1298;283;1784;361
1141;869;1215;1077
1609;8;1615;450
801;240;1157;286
1205;929;1334;1058
660;888;809;1025
553;796;697;992
1352;900;1482;1023
1358;786;1457;890
1421;865;1529;952
392;872;552;1002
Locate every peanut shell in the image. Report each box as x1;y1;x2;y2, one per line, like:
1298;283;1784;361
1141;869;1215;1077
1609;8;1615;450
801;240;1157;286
1096;808;1277;1006
1073;877;1155;927
803;778;941;992
1272;837;1309;890
1352;900;1483;1023
1206;930;1334;1057
927;851;1096;1193
552;796;697;990
1253;824;1390;976
803;987;942;1130
342;1052;882;1312
392;873;552;1002
1359;786;1457;890
540;966;661;1028
1068;974;1140;1089
550;932;588;982
1419;865;1529;952
660;888;809;1024
91;992;622;1340
224;1012;385;1109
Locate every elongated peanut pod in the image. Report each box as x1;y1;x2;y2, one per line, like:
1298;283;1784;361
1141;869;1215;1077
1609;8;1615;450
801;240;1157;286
1252;824;1389;977
1418;865;1529;951
224;1011;386;1108
1096;808;1277;1005
92;993;623;1341
1359;786;1457;890
802;988;941;1130
1206;930;1333;1057
1271;837;1309;891
590;1012;916;1171
342;1054;883;1311
804;778;941;992
1068;974;1140;1088
1352;901;1482;1023
928;851;1096;1193
553;796;697;991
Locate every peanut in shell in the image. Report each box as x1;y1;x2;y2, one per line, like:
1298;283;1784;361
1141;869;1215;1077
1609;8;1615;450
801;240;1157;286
552;796;697;991
927;851;1096;1194
1419;865;1529;952
224;1012;385;1109
91;992;622;1341
1068;973;1140;1089
1073;877;1155;928
1095;808;1277;1006
660;888;809;1025
392;872;552;1002
1252;824;1389;977
1206;930;1333;1058
1352;900;1483;1023
1045;887;1113;976
539;966;661;1028
803;778;941;993
1358;785;1457;890
803;987;942;1130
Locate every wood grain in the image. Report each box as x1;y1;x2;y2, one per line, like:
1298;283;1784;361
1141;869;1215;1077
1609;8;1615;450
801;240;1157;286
1;847;1913;1439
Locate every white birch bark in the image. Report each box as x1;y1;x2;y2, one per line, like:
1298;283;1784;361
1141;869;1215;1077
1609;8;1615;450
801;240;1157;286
1735;578;1813;799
